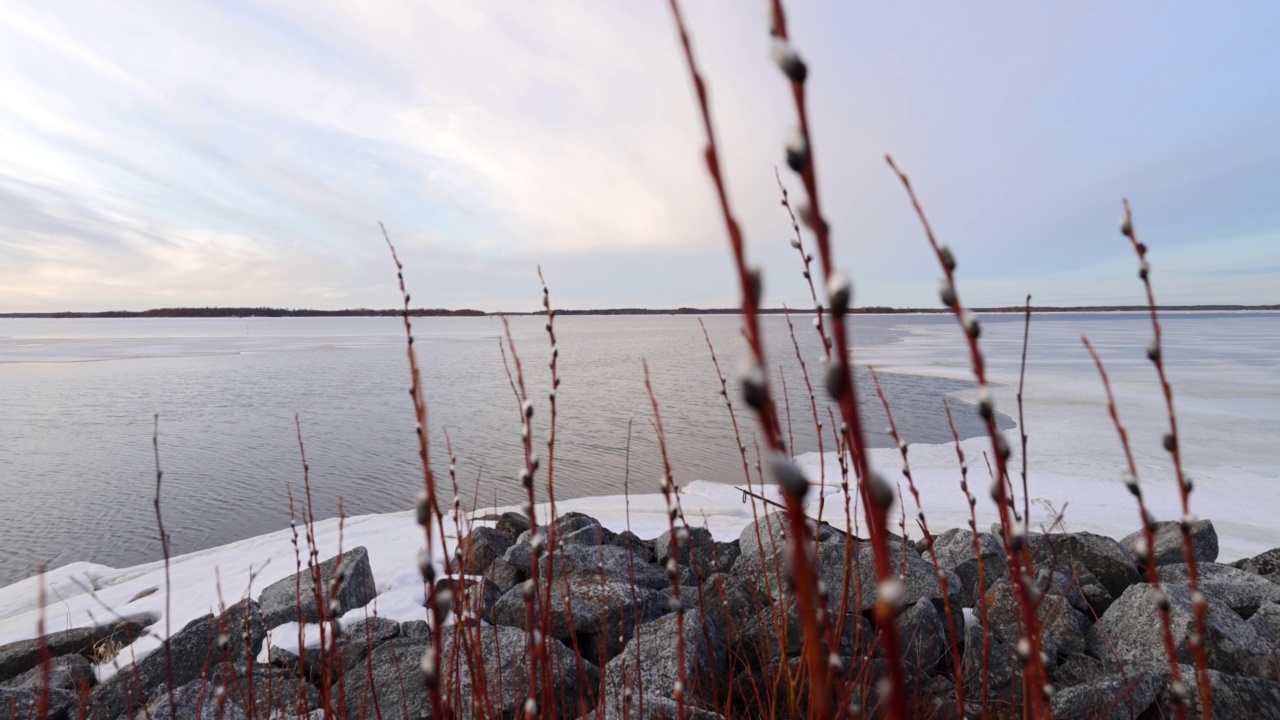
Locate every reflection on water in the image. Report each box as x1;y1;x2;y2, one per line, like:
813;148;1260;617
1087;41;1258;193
0;314;1006;586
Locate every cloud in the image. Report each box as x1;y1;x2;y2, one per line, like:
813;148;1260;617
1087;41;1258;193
0;1;1277;311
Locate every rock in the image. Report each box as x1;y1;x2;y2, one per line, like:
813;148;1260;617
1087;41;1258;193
1248;602;1280;645
483;556;525;594
343;616;401;670
983;580;1091;655
436;577;502;625
581;695;724;720
896;600;949;682
603;609;726;711
1029;532;1141;601
0;653;93;692
736;599;870;668
537;545;667;590
1148;666;1280;720
932;528;1008;607
494;511;531;543
454;527;512;575
714;541;740;574
1054;653;1107;687
960;625;1021;711
655;525;716;577
0;686;76;720
1087;583;1271;678
561;525;606;546
87;601;265;720
258;546;377;628
492;575;664;665
552;511;603;538
1157;561;1280;618
608;531;655;563
733;511;839;602
0;619;147;684
691;573;761;640
343;627;598;720
1050;670;1163;720
400;620;430;639
1035;566;1090;616
1232;548;1280;585
814;539;957;615
1121;519;1218;567
202;661;320;718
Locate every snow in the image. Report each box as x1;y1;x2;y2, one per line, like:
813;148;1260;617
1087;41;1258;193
1;312;1276;680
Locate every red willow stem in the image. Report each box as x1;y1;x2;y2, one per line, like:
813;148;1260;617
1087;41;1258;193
666;3;846;714
641;360;690;720
1017;295;1032;534
1082;337;1188;720
381;224;446;720
884;157;1050;716
870;369;964;718
943;400;991;718
780;308;828;525
1120;199;1213;718
775;168;832;356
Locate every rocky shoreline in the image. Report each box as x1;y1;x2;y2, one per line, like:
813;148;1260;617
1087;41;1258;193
3;510;1279;719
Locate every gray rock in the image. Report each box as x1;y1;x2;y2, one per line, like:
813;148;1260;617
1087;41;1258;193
0;686;76;720
1029;532;1140;600
608;531;655;563
1248;601;1280;646
494;511;531;543
560;525;606;547
201;661;320;719
1157;561;1280;618
714;541;740;575
482;556;525;594
0;620;147;684
932;528;1008;607
1054;652;1108;687
454;527;512;575
603;609;726;711
400;620;430;639
960;625;1021;706
733;511;838;602
1232;548;1280;585
1035;566;1090;616
552;511;603;539
344;627;598;720
0;653;93;692
896;600;948;682
1087;583;1271;678
87;600;264;720
736;600;870;668
538;545;667;590
492;575;664;665
580;695;724;720
1050;671;1162;720
814;539;957;615
343;616;401;670
983;580;1091;655
436;577;502;625
1148;666;1280;720
1121;519;1218;567
690;572;762;641
257;546;377;628
655;525;716;577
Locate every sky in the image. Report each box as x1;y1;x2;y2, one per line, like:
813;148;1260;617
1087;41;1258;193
1;1;1278;312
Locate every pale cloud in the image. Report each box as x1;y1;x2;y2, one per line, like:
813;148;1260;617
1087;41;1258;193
0;1;1277;312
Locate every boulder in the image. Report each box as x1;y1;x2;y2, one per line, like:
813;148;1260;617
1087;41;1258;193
1050;670;1163;720
342;627;598;720
343;616;401;670
1053;652;1108;687
1029;532;1140;599
655;525;716;577
1157;561;1280;618
733;512;838;602
491;575;665;665
1121;519;1218;567
0;653;94;692
436;577;502;624
454;527;512;575
603;609;726;711
736;599;870;668
1147;666;1280;720
608;531;655;563
400;620;430;639
1035;566;1090;616
0;619;147;684
1248;601;1280;646
932;528;1008;607
814;540;958;615
258;547;376;628
896;600;949;682
560;525;606;547
0;686;76;720
714;541;741;574
88;600;265;720
540;545;668;590
692;572;762;640
482;556;525;594
494;511;531;543
1087;583;1271;678
551;512;603;539
960;625;1021;709
1232;548;1280;585
983;580;1091;655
